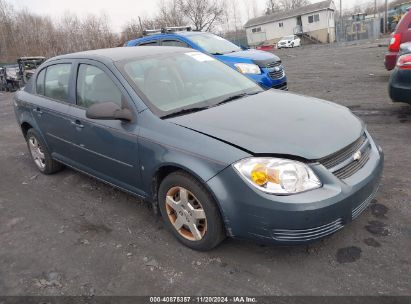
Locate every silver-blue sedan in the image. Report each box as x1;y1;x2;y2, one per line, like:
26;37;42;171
14;47;384;250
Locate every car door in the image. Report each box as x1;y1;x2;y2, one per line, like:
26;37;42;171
30;62;75;160
66;61;142;194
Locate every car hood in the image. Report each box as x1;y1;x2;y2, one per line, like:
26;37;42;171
168;91;364;160
218;49;280;63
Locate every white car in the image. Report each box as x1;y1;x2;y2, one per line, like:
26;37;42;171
277;35;301;48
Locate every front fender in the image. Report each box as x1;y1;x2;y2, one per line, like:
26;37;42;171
137;110;250;196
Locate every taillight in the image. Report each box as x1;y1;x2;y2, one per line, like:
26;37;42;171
389;33;402;52
397;54;411;69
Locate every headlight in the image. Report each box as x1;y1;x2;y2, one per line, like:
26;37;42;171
234;63;261;74
233;157;321;195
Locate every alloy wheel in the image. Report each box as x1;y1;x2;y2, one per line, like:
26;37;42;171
28;136;46;170
165;186;207;241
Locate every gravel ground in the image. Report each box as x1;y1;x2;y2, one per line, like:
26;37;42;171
0;41;410;296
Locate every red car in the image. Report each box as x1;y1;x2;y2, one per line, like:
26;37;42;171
385;8;411;70
256;44;276;51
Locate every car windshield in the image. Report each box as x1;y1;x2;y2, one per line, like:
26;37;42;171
188;33;241;55
117;51;262;117
282;36;294;40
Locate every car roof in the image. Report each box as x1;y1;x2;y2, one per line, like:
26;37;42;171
129;31;210;44
47;46;192;64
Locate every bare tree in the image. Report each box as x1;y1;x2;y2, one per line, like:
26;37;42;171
266;0;310;14
265;0;281;15
279;0;310;11
157;0;186;27
177;0;224;31
0;1;120;63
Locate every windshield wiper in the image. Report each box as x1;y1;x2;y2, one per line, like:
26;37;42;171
161;106;209;119
162;91;262;118
212;91;261;107
210;50;238;55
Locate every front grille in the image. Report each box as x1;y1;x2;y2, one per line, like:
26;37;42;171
318;133;372;179
268;69;285;80
334;145;371;179
320;134;367;169
265;61;282;68
272;218;344;242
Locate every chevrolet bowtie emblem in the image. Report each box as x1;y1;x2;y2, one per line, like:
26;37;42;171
353;150;362;161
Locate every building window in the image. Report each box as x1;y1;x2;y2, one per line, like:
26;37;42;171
252;27;261;33
308;14;320;23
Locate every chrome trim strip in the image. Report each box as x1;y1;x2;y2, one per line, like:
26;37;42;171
352;184;380;219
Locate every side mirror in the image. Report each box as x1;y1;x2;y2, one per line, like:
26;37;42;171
240;45;249;50
86;102;133;121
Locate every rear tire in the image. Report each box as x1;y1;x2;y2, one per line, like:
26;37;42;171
158;171;226;251
26;128;63;174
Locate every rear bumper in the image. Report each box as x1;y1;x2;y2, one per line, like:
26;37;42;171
207;135;384;244
389;69;411;103
385;52;398;70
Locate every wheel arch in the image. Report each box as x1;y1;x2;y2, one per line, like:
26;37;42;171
150;163;227;234
151;163;211;204
18;115;50;151
20;121;33;138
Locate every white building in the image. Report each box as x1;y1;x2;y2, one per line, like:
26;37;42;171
244;0;336;46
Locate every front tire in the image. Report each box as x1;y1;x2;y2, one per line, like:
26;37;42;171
26;128;63;174
158;171;226;251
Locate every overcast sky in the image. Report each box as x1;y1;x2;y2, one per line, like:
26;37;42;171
11;0;363;33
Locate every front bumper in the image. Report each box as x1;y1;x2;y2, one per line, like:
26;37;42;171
207;135;384;244
247;71;287;90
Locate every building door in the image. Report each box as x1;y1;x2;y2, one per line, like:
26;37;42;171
296;16;303;34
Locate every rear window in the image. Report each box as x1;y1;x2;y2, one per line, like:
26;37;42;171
36;68;46;95
44;64;71;102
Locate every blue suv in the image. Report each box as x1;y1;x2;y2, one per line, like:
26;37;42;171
125;28;287;90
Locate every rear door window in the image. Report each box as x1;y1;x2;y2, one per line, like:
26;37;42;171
76;64;123;108
140;40;159;46
36;68;46;95
162;40;189;47
44;64;71;102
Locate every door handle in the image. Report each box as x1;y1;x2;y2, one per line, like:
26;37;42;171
33;107;43;114
71;120;84;128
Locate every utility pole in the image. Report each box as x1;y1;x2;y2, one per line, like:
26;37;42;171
138;16;143;35
384;0;388;33
340;0;343;41
374;0;377;18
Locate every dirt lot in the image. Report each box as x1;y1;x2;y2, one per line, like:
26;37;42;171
0;41;410;296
